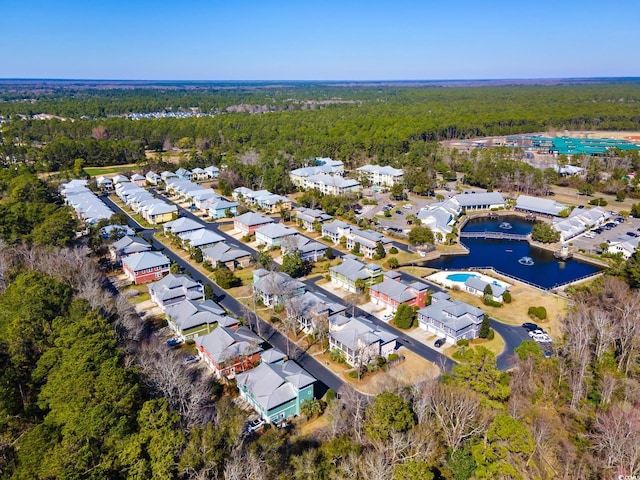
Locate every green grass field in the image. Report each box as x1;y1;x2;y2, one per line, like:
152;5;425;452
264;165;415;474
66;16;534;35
84;165;137;176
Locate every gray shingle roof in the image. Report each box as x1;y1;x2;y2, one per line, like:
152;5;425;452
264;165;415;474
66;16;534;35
196;326;263;364
122;251;170;271
235;212;275;227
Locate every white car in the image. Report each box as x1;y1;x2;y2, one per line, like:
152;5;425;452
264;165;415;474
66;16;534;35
403;204;413;209
382;313;394;321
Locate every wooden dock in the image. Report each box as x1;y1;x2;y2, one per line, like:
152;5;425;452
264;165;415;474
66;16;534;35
459;231;529;241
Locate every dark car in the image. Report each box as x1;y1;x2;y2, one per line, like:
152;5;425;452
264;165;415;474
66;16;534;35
522;322;539;331
434;338;447;348
184;355;199;365
166;337;183;347
626;231;638;237
594;228;603;234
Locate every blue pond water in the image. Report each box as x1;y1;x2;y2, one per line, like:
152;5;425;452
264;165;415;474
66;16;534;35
428;216;601;289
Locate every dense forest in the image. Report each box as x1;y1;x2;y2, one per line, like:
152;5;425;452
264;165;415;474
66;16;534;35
1;82;640;478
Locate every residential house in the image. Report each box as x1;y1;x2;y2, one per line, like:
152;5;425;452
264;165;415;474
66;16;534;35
191;167;207;180
161;171;178;182
166;299;236;340
179;228;225;250
148;273;204;311
109;235;151;264
206;199;238;219
256;193;291;214
232;186;254;202
606;234;640;259
417;199;460;241
235;360;316;423
294;207;332;232
417;292;486;344
255;223;297;248
515;195;568;217
315;157;344;172
252;269;305;307
96;176;114;191
202;242;253;271
195;326;263;379
122;251;171;284
285;291;345;333
100;224;135;239
328;315;397;367
282;235;327;262
175;168;193;180
145;171;161;185
369;271;430;313
130;174;146;187
321;220;391;258
260;348;287;365
190;188;220;210
112;174;129;185
463;276;509;303
204;166;220;178
329;254;383;292
234;212;274;235
356;164;404;187
163;217;204;237
142;202;177;225
62;184;114;226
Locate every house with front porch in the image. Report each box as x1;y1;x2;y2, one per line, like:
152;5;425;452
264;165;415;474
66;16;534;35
130;174;146;187
417;292;485;344
294;207;332;232
179;228;225;250
166;299;236;340
148;273;204;311
145;171;161;185
206;199;238;219
175;168;193;180
163;217;204;237
235;360;316;424
109;235;151;265
253;269;306;307
204;166;220;178
285;291;346;333
195;326;263;379
607;234;640;259
463;276;509;303
202;242;253;271
282;235;327;263
328;315;397;367
122;251;171;284
255;223;297;248
369;272;430;313
234;212;274;235
96;176;114;191
321;220;391;258
329;254;383;292
141;202;177;225
356;164;404;187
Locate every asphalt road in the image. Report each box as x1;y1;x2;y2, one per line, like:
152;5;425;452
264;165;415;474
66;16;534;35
101;194;345;395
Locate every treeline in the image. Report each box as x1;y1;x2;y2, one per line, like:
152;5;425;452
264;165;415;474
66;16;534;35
3;83;640;174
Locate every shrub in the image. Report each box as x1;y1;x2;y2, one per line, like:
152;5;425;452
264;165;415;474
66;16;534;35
325;389;337;402
502;291;512;303
270;316;280;323
487;329;495;340
388;353;399;362
389;246;398;254
457;338;469;347
483;296;502;307
387;257;399;269
528;306;547;320
588;197;608;207
348;371;359;379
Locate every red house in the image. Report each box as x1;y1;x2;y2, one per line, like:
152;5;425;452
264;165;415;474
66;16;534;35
195;325;263;379
369;271;429;313
122;251;171;284
233;212;274;235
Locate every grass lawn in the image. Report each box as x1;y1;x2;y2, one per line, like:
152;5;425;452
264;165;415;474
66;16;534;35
130;292;151;304
310;259;341;276
445;281;568;338
442;332;506;360
84;165;137;176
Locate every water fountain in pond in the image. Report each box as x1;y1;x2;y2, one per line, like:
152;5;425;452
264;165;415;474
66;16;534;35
518;256;534;266
499;222;512;230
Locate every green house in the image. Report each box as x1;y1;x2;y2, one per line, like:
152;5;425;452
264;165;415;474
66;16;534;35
235;359;316;423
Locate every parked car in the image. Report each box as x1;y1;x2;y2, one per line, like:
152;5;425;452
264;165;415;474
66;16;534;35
522;322;539;331
402;204;413;209
246;418;265;433
382;312;394;321
434;338;447;348
626;231;638;237
166;337;183;347
184;355;199;365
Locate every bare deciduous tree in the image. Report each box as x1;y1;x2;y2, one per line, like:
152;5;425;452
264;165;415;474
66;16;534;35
591;401;640;476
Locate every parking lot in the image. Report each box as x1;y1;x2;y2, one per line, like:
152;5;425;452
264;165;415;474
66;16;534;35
568;213;640;253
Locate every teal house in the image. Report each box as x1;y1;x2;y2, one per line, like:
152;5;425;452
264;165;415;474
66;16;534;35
235;359;316;423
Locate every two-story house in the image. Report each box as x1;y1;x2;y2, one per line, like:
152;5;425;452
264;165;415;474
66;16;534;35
417;292;486;344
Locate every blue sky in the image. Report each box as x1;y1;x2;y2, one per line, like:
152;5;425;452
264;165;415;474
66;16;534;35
2;0;639;80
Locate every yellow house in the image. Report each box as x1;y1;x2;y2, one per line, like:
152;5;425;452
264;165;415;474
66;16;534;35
143;203;178;224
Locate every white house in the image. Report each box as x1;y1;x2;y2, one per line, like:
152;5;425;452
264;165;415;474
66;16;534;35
356;165;404;187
